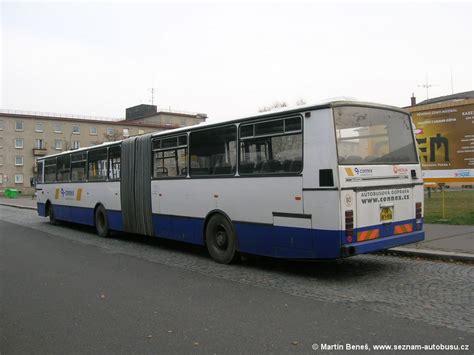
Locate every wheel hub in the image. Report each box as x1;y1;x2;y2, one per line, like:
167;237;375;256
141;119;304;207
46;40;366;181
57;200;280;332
215;230;227;248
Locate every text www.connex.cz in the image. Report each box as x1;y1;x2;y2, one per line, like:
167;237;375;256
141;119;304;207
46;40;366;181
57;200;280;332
361;194;410;204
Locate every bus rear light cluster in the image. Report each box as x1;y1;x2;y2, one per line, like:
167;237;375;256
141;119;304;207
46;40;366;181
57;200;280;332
415;202;423;230
345;210;354;243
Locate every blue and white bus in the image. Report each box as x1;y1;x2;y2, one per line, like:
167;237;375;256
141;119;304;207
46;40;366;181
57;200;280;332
36;100;425;263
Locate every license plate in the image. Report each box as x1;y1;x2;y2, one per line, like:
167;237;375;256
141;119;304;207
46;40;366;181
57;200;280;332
380;206;393;223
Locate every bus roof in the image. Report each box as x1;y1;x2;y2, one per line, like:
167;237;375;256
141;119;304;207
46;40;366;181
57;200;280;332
39;100;408;160
149;99;409;138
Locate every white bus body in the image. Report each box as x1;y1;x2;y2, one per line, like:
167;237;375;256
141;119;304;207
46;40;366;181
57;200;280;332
36;101;424;262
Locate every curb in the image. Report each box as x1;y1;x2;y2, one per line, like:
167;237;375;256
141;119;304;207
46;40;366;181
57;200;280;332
382;247;474;263
0;202;37;211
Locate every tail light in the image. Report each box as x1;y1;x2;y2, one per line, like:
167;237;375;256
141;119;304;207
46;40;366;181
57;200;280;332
345;210;353;243
415;202;423;230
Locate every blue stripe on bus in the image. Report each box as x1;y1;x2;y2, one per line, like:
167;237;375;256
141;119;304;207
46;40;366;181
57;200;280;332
35;204;423;259
36;203;122;230
234;223;342;259
150;215;343;258
151;214;204;245
53;204;95;226
37;202;47;217
108;210;123;231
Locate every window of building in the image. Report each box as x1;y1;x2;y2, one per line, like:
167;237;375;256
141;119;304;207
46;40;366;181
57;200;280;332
106;127;115;136
35;122;44;132
0;137;3;148
53;122;62;133
189;126;237;176
14;174;23;184
122;128;130;138
90;126;98;135
35;139;45;149
0;174;3;183
138;129;145;135
163;118;172;126
0;155;3;166
44;158;57;183
72;140;80;150
15;155;24;166
15;138;24;149
239;117;303;175
108;145;121;180
54;140;62;150
56;155;71;182
0;120;4;130
152;135;187;178
180;118;187;127
71;152;86;181
88;148;108;181
72;125;80;134
15;121;24;131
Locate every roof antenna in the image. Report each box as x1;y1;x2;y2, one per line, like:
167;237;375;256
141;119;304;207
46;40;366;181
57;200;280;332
148;87;157;106
418;73;437;100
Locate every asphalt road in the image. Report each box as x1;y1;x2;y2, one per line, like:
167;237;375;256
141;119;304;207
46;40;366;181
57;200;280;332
1;205;473;354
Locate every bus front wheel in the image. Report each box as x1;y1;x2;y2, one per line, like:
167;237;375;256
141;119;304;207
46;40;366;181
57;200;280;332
47;203;57;225
95;205;110;238
205;214;238;264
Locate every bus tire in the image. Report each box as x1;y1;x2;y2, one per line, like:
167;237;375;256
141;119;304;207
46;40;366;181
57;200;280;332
205;214;237;264
95;205;110;238
47;203;57;225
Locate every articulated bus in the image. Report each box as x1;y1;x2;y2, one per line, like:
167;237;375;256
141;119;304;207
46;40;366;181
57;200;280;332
36;100;424;263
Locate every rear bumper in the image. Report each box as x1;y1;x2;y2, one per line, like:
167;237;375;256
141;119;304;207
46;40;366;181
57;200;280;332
341;230;424;257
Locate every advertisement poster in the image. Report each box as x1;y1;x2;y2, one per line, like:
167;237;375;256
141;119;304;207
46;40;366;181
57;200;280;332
411;103;474;182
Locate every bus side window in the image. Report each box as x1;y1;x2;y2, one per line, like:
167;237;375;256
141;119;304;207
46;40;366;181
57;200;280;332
239;117;303;175
56;154;71;182
88;148;108;181
189;126;236;176
71;152;87;182
152;135;187;178
44;158;57;183
108;145;121;181
36;160;44;184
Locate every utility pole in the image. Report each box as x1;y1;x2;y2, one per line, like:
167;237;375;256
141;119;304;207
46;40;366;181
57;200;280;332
450;67;454;94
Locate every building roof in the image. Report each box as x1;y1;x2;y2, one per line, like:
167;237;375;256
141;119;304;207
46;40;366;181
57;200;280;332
0;110;178;130
124;109;208;122
415;90;474;106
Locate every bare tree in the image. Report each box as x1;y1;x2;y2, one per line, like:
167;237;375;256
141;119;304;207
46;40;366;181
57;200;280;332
258;101;288;113
103;131;122;142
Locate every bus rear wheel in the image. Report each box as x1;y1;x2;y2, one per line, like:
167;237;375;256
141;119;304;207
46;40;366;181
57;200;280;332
95;205;110;238
205;214;238;264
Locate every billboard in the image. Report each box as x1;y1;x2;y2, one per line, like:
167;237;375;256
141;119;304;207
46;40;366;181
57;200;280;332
411;103;474;182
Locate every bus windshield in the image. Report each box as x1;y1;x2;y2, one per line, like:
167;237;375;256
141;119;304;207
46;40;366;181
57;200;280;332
334;106;418;165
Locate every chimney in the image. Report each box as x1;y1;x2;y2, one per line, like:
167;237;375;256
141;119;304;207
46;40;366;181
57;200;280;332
411;93;416;107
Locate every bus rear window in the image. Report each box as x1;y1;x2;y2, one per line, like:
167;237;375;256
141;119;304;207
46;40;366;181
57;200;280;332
334;106;418;165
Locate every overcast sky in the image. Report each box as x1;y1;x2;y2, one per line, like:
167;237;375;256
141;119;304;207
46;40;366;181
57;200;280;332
1;1;472;122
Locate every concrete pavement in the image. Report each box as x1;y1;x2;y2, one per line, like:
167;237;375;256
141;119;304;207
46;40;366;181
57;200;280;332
1;196;472;261
2;217;473;352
